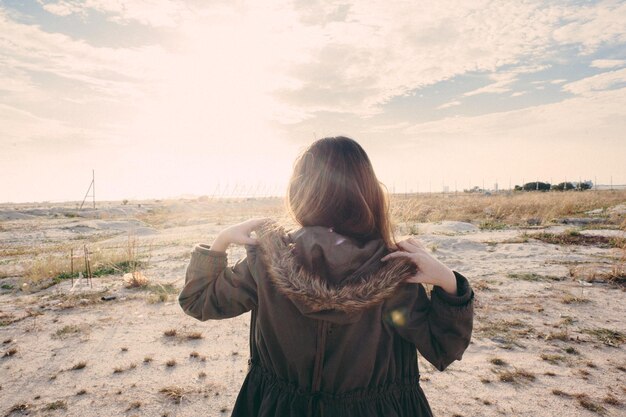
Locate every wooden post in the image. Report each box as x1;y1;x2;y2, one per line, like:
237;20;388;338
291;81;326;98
84;245;93;288
70;248;74;287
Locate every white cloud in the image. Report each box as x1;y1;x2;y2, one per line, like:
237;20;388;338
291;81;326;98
553;0;626;54
40;0;83;17
403;87;626;146
591;59;626;69
510;91;526;97
563;68;626;96
39;0;190;27
279;1;563;116
437;100;461;109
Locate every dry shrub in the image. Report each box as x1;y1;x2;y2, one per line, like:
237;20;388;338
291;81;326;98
497;368;536;383
124;271;149;288
159;386;187;404
22;231;147;288
389;190;626;226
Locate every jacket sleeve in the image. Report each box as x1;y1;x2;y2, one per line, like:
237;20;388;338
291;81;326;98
383;270;474;371
178;243;258;321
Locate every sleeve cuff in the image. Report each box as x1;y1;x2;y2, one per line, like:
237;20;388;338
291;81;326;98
431;270;474;306
187;244;228;277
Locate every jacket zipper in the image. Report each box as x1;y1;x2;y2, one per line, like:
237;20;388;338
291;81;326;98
308;320;329;416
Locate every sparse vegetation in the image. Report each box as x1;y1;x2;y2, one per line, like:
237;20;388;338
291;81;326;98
166;359;177;367
126;401;141;411
70;361;87;370
540;353;566;365
561;294;590;304
146;282;178;303
53;324;83;339
507;272;562;282
22;232;147;289
43;400;67;411
476;319;534;347
603;394;621;406
7;403;31;414
390;190;626;226
582;328;625;347
3;347;17;357
497;368;536;383
576;394;607;414
164;329;177;337
160;386;187;404
546;330;569;341
528;231;624;248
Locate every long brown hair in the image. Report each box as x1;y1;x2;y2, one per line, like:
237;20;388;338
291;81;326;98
287;137;395;248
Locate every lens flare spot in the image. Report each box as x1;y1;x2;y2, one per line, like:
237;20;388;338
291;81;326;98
390;310;406;327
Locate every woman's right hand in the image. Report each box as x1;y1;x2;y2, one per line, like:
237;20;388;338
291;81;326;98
210;218;269;252
381;237;458;295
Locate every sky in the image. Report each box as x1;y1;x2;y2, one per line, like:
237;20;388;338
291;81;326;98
1;0;625;202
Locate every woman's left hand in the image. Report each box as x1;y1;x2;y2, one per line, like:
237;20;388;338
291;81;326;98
381;237;457;295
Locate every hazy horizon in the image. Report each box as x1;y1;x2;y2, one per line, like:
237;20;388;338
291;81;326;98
1;1;625;203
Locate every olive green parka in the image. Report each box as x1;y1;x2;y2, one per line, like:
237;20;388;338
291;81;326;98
179;221;474;417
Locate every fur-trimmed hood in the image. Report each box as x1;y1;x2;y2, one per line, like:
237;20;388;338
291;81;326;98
254;221;417;324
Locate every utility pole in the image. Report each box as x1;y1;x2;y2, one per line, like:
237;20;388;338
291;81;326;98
79;170;95;210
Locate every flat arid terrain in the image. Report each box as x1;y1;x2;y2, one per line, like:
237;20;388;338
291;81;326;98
1;191;625;416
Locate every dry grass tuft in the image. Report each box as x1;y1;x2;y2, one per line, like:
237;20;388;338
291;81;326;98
489;358;506;366
159;386;187;404
582;328;625;347
43;400;67;411
528;231;623;248
7;403;31;414
603;394;621;406
575;394;607;414
126;401;142;411
52;324;83;339
507;272;562;282
163;329;177;337
540;353;566;365
124;271;149;288
546;330;569;341
166;359;177;367
561;294;590;304
498;368;536;383
70;361;87;370
3;347;17;358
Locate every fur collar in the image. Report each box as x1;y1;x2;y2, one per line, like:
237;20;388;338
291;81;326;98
255;221;417;314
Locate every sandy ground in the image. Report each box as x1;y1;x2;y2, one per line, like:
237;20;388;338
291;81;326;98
0;199;624;416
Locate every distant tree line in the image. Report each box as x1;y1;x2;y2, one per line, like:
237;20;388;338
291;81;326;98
513;180;593;192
